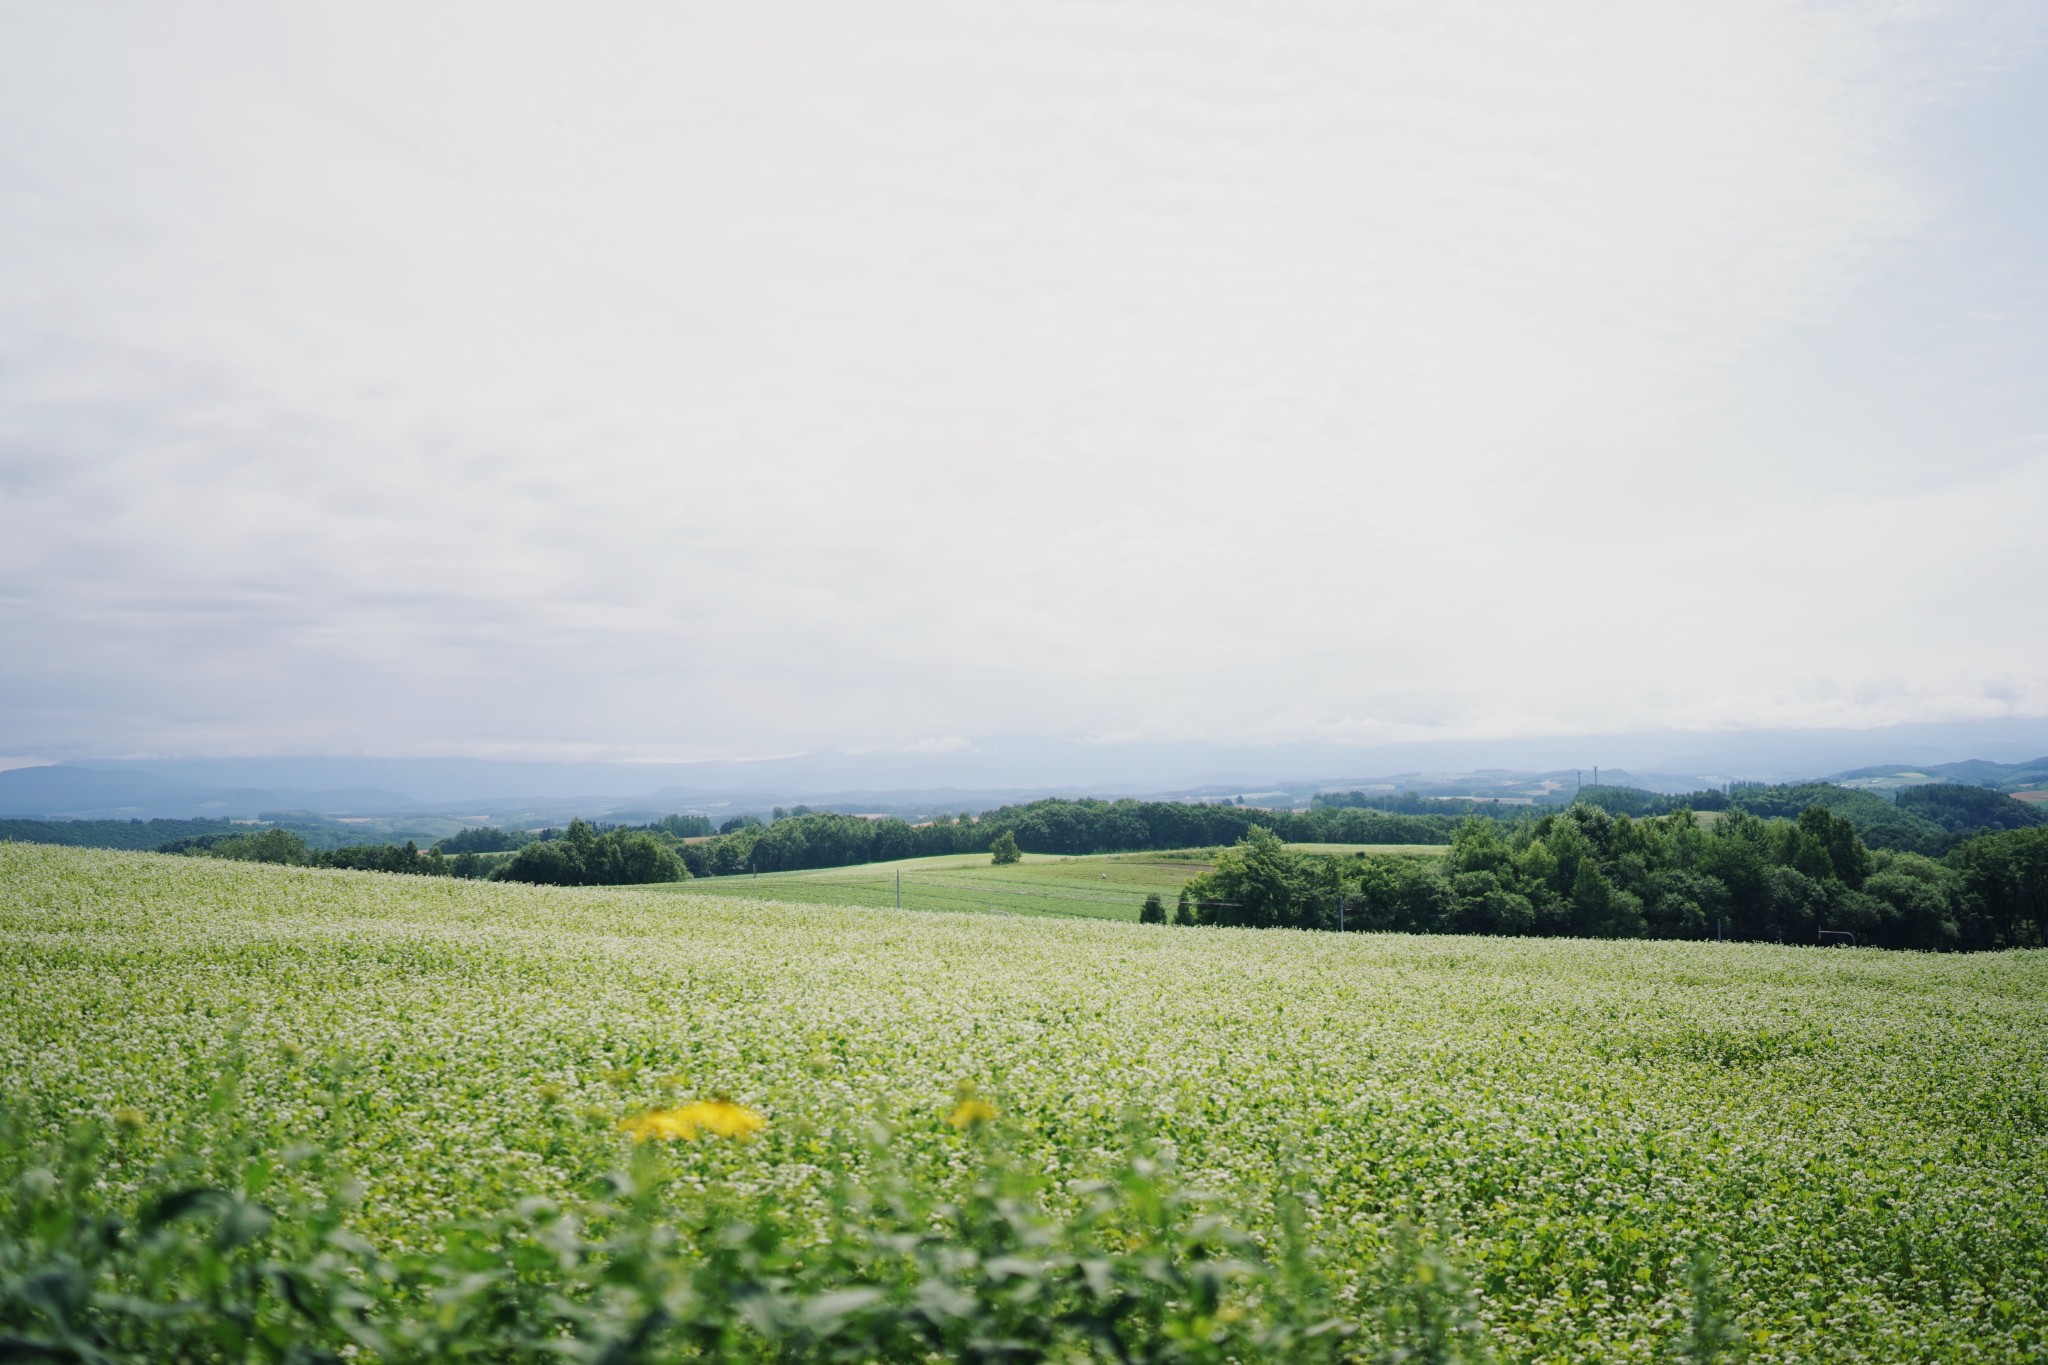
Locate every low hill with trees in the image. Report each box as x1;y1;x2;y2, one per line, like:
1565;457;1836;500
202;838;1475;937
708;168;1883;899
679;798;1460;876
0;817;241;850
1179;804;2047;951
1523;781;2040;855
495;818;686;886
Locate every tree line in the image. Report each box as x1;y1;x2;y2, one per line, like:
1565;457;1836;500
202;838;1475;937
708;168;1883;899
170;828;455;876
0;817;243;850
1175;804;2048;951
677;799;1460;876
131;799;1459;886
1315;780;2043;857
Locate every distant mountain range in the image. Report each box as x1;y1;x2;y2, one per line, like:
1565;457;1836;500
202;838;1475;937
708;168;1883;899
4;720;2045;823
0;764;421;821
1830;757;2048;795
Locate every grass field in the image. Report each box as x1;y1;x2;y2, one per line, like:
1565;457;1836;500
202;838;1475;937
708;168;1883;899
668;845;1446;922
4;844;2046;1359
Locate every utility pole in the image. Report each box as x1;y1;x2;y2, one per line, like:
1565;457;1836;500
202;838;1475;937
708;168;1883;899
895;868;901;909
1338;891;1345;933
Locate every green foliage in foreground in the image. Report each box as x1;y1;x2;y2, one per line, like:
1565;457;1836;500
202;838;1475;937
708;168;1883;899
3;846;2046;1360
0;1089;1502;1364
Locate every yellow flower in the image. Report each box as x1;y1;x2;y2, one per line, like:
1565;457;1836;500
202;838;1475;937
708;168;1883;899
619;1099;767;1142
946;1098;998;1128
686;1099;769;1138
619;1109;694;1141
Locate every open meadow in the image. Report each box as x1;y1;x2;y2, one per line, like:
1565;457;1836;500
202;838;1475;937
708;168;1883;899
3;842;2046;1360
664;844;1445;921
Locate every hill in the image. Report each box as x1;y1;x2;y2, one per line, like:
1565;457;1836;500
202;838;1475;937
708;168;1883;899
0;816;243;850
1832;755;2048;794
0;811;473;853
1570;780;2043;854
2;845;2044;1359
663;844;1445;922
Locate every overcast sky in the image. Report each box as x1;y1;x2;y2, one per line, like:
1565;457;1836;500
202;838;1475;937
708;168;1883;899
3;2;2045;765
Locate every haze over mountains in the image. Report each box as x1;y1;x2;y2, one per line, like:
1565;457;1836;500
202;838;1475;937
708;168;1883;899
7;718;2047;823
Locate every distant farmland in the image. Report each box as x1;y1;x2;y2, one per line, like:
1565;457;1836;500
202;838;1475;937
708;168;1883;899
660;844;1448;921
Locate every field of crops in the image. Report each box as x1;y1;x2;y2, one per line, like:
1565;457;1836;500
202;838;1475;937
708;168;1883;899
665;845;1445;921
4;843;2046;1360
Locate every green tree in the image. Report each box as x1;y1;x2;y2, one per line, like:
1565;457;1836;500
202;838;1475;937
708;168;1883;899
989;831;1021;866
586;829;687;885
1445;817;1514;878
1783;804;1868;888
201;829;310;865
1139;892;1165;924
498;818;686;887
1569;858;1645;938
1449;870;1535;935
1174;887;1196;925
1183;826;1314;929
499;838;586;886
1758;865;1827;942
1862;851;1960;949
1948;826;2048;949
1644;868;1724;938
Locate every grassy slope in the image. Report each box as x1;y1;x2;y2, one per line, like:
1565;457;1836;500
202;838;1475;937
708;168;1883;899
667;844;1445;921
3;844;2046;1360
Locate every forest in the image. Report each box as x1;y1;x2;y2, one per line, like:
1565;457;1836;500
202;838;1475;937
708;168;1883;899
159;828;456;876
1181;805;2048;951
1315;779;2044;854
0;816;242;850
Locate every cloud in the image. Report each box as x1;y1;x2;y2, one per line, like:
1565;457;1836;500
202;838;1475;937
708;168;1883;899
0;2;2043;759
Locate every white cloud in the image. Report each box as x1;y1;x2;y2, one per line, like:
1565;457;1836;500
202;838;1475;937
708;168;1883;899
0;1;2043;759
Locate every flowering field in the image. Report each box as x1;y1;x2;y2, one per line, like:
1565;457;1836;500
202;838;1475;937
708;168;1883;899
2;842;2045;1360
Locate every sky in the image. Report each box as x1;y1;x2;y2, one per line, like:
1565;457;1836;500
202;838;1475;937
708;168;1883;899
2;2;2046;767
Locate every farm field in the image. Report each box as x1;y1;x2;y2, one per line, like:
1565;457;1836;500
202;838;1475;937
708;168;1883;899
3;843;2047;1359
667;844;1446;921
